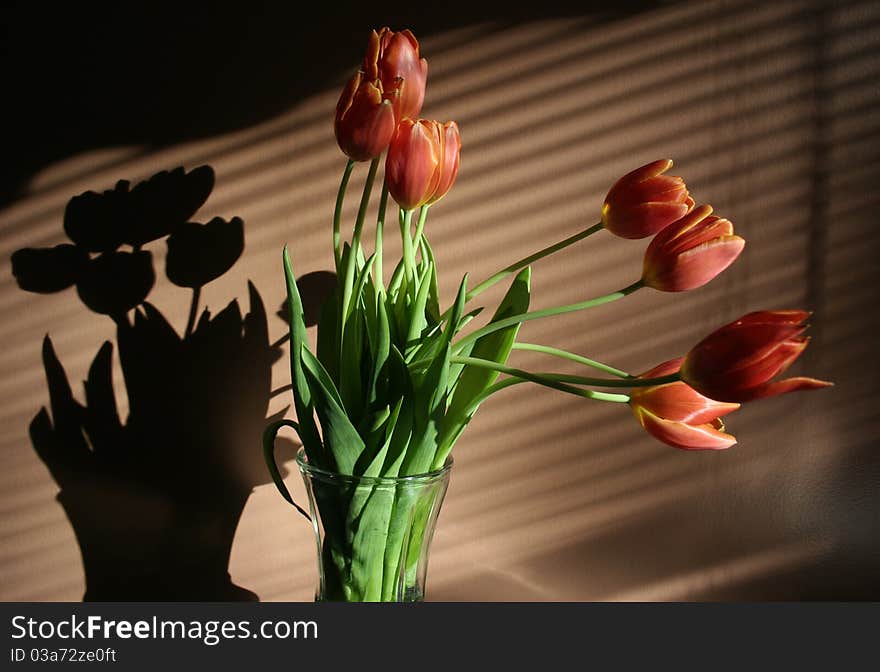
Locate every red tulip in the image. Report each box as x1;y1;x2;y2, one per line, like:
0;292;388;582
602;159;695;239
364;27;428;120
642;204;745;291
334;70;399;161
630;358;740;450
680;311;833;403
386;119;461;210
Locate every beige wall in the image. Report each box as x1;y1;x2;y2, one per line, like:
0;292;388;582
1;0;877;600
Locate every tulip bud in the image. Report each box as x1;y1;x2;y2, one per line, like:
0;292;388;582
642;204;745;291
602;159;694;239
630;358;740;450
386;119;461;210
334;70;399;161
680;311;834;403
364;27;428;120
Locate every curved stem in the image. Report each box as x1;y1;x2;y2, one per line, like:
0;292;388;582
400;208;416;285
333;159;356;271
413;204;430;253
352;157;380;253
538;371;678;388
451;356;632;401
467;221;603;301
375;181;389;292
453;279;644;353
512;342;632;378
340;157;380;333
184;285;201;338
450;355;674;389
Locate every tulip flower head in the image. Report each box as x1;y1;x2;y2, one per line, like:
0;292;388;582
642;204;745;291
681;311;833;403
364;27;428;121
386;119;461;210
334;70;400;162
630;358;740;450
602;159;695;239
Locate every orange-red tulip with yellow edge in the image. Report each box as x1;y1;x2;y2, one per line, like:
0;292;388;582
602;159;694;239
426;121;461;205
630;358;740;450
680;310;834;403
364;27;428;120
642;204;745;291
386;119;461;210
334;71;399;162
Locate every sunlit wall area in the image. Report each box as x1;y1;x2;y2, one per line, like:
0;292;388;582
1;0;877;601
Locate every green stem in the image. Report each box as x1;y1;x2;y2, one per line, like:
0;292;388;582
539;371;678;388
333;159;356;271
400;209;416;285
449;355;674;389
413;205;430;253
353;158;380;253
512;342;632;379
467;221;603;302
450;356;632;401
453;279;644;353
340;157;379;351
375;182;389;292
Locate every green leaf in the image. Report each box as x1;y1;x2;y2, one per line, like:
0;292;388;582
387;258;405;297
419;236;442;324
316;284;340;385
282;247;323;463
444;274;468;347
379;346;413;478
339;306;365;427
348;484;396;601
345;397;406;601
301;346;365;474
346;253;376;323
261;419;311;521
369;293;392;406
404;261;433;353
348;398;403;522
402;343;450;476
434;266;531;469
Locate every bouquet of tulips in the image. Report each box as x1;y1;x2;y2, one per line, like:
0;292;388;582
264;27;831;601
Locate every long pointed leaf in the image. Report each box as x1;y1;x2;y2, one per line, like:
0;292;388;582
301;346;365;474
434;267;531;469
282;247;323;463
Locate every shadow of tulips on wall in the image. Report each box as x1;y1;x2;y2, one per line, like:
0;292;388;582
11;166;292;601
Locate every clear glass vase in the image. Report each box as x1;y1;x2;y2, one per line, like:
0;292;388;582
296;449;452;602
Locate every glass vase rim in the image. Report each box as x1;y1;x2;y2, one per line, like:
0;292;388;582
295;447;453;486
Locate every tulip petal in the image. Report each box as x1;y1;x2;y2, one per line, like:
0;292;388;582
734;310;811;327
616;176;689;203
648;205;715;248
645;236;745;291
619;159;673;184
637;357;684;378
608;201;692;239
681;309;830;403
387;119;443;210
657;214;735;257
742;376;834;400
684;322;807;379
632;382;740;424
635;407;737;450
426;121;461;205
